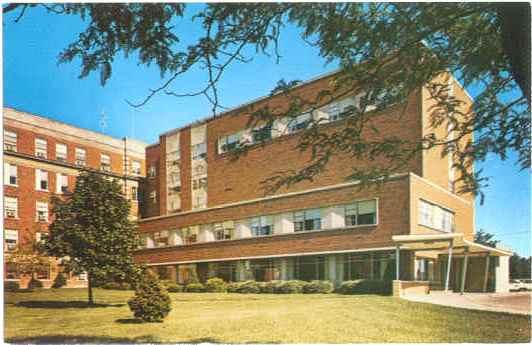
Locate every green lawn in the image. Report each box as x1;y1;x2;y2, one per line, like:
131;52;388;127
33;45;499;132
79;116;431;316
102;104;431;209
5;288;531;343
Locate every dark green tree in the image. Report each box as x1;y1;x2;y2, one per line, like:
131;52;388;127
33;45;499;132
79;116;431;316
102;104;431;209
128;269;172;322
510;254;532;279
474;229;499;248
43;171;140;305
3;3;530;199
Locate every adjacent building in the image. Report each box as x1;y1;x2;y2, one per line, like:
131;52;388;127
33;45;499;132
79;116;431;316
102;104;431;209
3;107;147;287
134;71;512;294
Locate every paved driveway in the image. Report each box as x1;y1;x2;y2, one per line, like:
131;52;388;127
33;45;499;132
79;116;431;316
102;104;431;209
402;291;531;315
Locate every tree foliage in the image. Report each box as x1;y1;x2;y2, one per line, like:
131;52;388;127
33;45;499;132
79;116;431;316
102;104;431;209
4;3;530;199
42;171;140;304
473;229;500;248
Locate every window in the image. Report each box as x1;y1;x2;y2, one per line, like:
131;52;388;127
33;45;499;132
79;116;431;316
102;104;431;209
4;197;18;219
183;226;199;244
36;202;49;222
218;132;243;153
100;154;111;171
192;177;207;190
4;163;17;186
287;113;311;133
252;124;272;143
56;143;67;162
324;102;341;121
35;138;48;158
294;209;321;232
131;186;138;201
150;191;157;203
131;160;141;175
418;200;454;233
56;173;69;194
192;142;207;160
75;148;86;166
35;169;49;191
4;229;18;251
153;230;169;247
345;199;377;226
148;165;157;178
213;221;234;241
4;130;17;152
250;216;274;236
36;232;48;244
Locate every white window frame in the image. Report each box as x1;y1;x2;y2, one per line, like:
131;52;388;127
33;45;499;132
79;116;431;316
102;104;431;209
192;142;207;160
4;229;18;251
131;160;142;175
148;165;157;178
56;173;69;194
35;169;49;191
75;147;87;166
4;130;17;152
100;153;111;171
56;143;67;162
35;138;48;158
150;191;157;203
36;201;49;222
4;163;18;186
213;221;234;241
287;113;312;134
293;208;322;232
250;216;274;237
344;199;378;227
418;199;454;233
131;186;138;201
4;197;18;219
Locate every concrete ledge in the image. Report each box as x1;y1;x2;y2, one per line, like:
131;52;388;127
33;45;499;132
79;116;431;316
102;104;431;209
393;280;430;297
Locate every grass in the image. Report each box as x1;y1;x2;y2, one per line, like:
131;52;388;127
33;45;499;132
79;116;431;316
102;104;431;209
5;288;531;343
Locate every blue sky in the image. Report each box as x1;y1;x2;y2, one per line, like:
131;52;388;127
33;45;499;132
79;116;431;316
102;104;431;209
3;6;530;256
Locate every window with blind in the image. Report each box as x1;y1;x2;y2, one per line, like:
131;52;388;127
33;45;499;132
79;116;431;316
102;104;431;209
294;209;322;232
35;138;47;158
100;154;111;171
4;163;17;186
75;148;86;166
4;197;18;218
4;130;17;152
36;201;49;222
4;229;18;251
56;143;67;162
418;200;454;233
35;169;49;191
345;199;377;226
250;216;274;236
213;221;234;241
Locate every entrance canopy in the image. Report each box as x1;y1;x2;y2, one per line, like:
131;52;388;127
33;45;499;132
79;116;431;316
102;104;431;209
392;233;512;257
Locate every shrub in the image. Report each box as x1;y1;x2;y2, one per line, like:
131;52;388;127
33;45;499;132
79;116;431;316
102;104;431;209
160;280;183;293
338;279;392;295
274;280;308;294
52;273;68;289
302;280;334;294
236;280;261;293
128;270;172;322
185;282;205;292
27;277;43;290
226;282;240;293
5;281;19;292
205;278;227;292
258;281;277;293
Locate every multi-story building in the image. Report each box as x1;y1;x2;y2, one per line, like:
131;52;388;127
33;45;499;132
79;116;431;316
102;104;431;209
3;107;147;287
135;71;511;294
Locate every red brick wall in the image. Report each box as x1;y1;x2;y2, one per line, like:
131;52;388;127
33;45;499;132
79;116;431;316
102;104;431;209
143;144;161;218
179;128;192;211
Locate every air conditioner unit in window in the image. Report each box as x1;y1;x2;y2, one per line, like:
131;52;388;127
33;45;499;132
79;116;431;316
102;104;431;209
36;152;47;158
61;186;69;193
38;213;47;222
101;165;111;172
75;159;86;166
5;144;16;152
5;209;16;218
56;157;66;162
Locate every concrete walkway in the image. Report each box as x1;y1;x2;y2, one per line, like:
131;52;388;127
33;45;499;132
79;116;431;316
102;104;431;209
402;291;532;315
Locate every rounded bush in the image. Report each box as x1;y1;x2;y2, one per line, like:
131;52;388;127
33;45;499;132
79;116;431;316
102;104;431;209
236;280;261;293
274;280;308;294
5;281;20;292
185;282;205;292
27;277;44;290
338;279;392;295
302;280;334;294
205;278;227;292
128;270;172;322
52;273;68;288
160;280;183;293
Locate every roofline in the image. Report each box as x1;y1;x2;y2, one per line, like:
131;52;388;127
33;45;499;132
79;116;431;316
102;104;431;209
3;106;149;148
159;68;343;138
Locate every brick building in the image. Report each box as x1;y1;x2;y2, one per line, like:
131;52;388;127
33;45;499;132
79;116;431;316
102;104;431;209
3;70;512;293
134;71;512;294
3;107;147;288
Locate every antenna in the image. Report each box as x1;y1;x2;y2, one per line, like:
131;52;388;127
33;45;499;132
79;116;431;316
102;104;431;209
99;110;108;134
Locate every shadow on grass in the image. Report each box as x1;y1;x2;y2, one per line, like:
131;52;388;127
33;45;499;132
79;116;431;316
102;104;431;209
115;318;143;324
15;301;125;309
6;335;160;344
6;335;281;344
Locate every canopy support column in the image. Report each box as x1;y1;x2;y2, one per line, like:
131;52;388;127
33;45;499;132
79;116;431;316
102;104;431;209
395;245;400;280
483;254;490;292
444;240;453;292
460;248;469;295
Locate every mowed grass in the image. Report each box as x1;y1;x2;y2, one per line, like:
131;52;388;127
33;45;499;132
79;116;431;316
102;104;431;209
5;288;531;343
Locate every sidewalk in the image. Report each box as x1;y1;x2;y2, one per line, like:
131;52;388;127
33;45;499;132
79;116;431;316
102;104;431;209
402;291;531;315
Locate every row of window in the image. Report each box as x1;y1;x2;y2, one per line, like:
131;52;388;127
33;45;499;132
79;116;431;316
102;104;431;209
140;199;378;248
4;229;47;252
4;197;49;222
4;163;70;193
418;199;455;233
217;96;361;154
3;130;142;174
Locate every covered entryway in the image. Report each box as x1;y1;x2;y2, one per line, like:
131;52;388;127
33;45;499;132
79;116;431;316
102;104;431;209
391;233;512;295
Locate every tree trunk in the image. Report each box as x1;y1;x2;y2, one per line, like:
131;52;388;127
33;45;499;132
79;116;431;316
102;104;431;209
87;272;94;305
